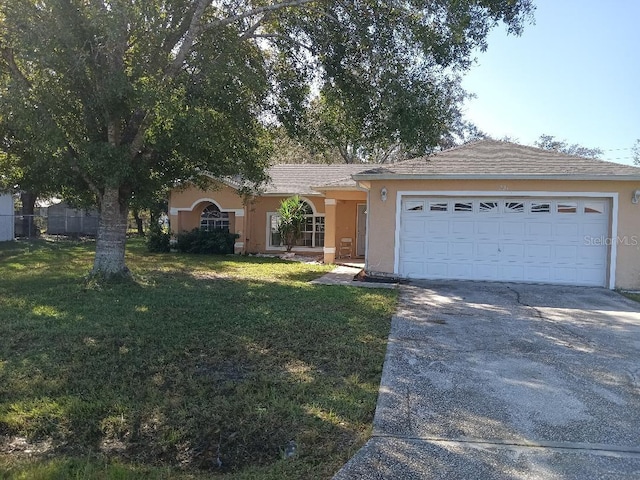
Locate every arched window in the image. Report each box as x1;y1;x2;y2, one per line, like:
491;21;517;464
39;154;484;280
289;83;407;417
200;204;230;232
268;199;325;248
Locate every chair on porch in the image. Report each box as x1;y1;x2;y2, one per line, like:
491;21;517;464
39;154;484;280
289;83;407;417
338;237;353;259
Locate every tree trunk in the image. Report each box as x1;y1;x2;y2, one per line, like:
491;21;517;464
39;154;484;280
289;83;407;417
93;187;130;278
20;191;38;238
132;208;145;236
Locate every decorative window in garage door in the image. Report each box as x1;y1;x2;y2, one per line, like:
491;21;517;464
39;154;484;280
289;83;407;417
429;202;448;212
557;202;577;213
505;202;524;213
531;202;551;213
404;200;424;211
454;202;473;212
584;202;605;214
479;201;499;212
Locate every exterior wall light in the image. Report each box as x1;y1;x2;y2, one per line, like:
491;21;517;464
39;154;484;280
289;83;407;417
380;187;388;202
633;190;640;204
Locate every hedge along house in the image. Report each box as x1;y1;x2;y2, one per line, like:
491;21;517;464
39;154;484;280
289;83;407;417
169;164;372;259
168;140;640;290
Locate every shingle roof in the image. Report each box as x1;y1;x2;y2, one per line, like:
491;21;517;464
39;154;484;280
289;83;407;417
260;164;370;195
217;140;640;195
354;139;640;179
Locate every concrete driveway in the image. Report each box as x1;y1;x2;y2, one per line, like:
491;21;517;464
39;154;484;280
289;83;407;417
334;281;640;479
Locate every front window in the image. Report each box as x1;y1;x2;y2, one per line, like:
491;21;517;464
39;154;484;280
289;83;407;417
268;200;325;248
200;204;229;232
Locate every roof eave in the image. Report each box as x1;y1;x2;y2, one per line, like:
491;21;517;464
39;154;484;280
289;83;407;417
260;191;324;197
352;173;640;182
311;185;364;191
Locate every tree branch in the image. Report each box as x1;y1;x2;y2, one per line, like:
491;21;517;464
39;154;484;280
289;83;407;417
205;0;318;32
238;15;267;42
132;0;319;161
166;0;211;79
251;33;313;52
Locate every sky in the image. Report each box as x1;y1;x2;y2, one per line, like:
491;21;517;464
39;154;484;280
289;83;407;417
461;0;640;165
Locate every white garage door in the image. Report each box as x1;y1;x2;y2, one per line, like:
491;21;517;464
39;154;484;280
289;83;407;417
398;197;610;286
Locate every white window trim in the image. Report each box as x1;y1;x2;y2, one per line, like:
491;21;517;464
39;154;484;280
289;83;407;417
394;191;619;289
266;211;326;251
170;198;244;217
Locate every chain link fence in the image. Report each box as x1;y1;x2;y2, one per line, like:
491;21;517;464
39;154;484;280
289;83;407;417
0;213;154;239
0;213;99;239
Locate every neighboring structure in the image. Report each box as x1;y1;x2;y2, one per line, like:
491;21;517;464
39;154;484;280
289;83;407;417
169;140;640;290
47;202;99;236
0;194;14;241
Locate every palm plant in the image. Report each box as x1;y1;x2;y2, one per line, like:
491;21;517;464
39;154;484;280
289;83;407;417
277;196;307;252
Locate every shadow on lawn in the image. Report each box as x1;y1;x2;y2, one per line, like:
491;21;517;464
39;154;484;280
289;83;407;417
0;265;393;476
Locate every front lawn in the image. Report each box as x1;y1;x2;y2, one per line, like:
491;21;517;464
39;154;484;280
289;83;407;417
0;239;396;479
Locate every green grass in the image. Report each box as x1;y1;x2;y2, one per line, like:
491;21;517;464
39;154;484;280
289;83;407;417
621;292;640;303
0;239;397;479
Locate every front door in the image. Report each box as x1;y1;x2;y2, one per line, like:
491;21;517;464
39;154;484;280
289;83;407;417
356;204;367;257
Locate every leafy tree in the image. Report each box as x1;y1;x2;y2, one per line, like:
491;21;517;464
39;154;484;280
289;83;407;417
535;134;603;158
633;139;640;166
277;196;307;252
299;74;484;163
269;126;340;164
0;0;534;278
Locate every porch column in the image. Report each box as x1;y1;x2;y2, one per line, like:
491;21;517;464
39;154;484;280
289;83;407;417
233;208;245;254
324;198;337;264
168;207;179;235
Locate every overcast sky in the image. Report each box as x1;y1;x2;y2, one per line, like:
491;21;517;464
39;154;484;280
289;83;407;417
461;0;639;165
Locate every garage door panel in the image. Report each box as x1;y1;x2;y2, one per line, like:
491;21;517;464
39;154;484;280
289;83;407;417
399;197;609;286
403;219;426;236
579;268;606;286
425;220;449;235
426;263;448;277
448;263;474;278
402;261;424;277
500;265;525;281
477;242;499;257
554;223;579;237
474;264;499;279
426;242;448;256
553;267;578;284
526;244;552;258
451;242;474;257
451;221;474;235
477;221;500;235
528;223;552;236
555;245;578;260
527;266;551;282
402;240;424;256
502;222;526;236
501;244;525;257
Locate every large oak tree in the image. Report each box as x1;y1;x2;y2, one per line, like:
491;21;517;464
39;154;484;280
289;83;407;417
0;0;533;278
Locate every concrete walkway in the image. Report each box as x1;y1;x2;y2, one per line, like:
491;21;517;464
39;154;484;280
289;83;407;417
311;265;396;289
334;281;640;479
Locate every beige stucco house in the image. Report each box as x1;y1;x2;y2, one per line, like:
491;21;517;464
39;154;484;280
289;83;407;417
169;140;640;290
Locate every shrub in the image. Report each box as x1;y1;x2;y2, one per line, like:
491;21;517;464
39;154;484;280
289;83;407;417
146;225;171;252
175;228;239;254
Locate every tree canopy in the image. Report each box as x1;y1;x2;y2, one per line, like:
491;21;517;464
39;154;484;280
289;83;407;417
534;134;603;159
0;0;534;277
